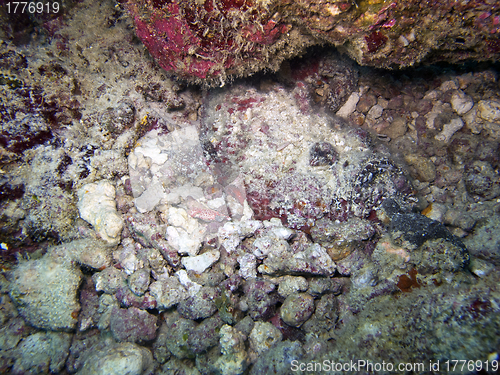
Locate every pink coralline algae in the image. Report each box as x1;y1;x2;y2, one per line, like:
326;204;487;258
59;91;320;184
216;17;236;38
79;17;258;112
124;0;500;85
365;31;388;53
125;0;300;85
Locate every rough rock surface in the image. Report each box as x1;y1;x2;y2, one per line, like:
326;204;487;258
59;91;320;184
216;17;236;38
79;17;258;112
249;340;304;375
215;324;248;375
149;276;188;310
77;180;124;245
9;255;82;331
464;215;500;264
248;321;282;355
11;331;72;375
48;238;113;270
280;292;315;327
76;341;155;375
125;0;500;85
160;311;223;359
109;307;158;344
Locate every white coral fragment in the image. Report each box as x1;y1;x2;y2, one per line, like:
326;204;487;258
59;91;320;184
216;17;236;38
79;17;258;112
77;180;123;245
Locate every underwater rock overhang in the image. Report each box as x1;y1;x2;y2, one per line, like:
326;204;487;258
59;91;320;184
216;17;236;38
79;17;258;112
124;0;500;85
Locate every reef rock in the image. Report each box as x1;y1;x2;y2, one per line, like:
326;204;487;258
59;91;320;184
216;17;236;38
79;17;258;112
11;331;72;375
149;276;188;310
109;307;159;344
215;324;248;375
9;254;82;331
47;238;113;270
77;180;124;245
125;0;500;85
160;311;223;359
76;341;155;375
279;292;315;327
373;199;471;286
127;126;211;212
248;321;282;355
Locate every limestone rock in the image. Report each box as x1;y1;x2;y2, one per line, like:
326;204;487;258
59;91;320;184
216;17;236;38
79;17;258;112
77;180;123;245
181;249;220;274
450;90;474;115
435;118;464;144
126;0;500;85
477;100;500;123
248;321;282;355
166;207;206;256
404;154;436;182
279;293;315;327
76;342;154;375
9;255;82;330
47;238;113;270
149;276;188;310
12;331;72;374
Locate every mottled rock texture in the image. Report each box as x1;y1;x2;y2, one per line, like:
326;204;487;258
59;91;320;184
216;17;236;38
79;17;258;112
9;255;82;331
125;0;500;85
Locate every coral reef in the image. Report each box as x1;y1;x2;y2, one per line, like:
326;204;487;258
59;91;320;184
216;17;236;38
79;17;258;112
0;0;499;373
